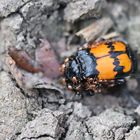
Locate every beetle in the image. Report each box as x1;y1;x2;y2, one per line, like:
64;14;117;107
61;39;137;93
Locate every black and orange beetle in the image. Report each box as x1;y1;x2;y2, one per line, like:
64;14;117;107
61;39;137;93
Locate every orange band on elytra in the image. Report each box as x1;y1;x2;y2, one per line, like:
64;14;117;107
96;56;117;80
117;54;132;73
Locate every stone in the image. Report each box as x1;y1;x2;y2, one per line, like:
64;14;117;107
86;108;135;140
64;0;106;22
73;102;92;119
17;109;65;140
135;105;140;116
65;119;92;140
0;0;29;17
0;14;23;53
125;126;140;140
0;71;40;140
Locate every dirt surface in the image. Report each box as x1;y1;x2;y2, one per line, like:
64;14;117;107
0;0;140;140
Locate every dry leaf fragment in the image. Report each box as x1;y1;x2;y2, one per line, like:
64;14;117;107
5;55;63;94
8;39;61;79
8;48;41;73
35;39;61;79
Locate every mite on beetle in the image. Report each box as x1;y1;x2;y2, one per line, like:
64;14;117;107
61;39;137;93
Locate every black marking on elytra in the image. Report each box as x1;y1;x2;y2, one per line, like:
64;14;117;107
87;48;100;78
114;60;123;75
110;51;124;58
106;42;115;51
110;51;131;79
